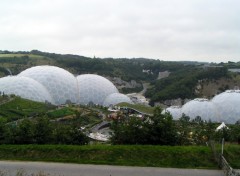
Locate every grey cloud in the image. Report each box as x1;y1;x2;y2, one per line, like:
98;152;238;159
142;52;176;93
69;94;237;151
0;0;240;62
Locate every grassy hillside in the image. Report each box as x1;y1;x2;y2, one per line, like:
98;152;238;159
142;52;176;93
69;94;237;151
117;102;154;115
0;97;55;122
46;106;102;127
218;144;240;169
0;145;217;168
145;66;230;104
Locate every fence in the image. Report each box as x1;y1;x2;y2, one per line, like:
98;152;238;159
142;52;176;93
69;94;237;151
209;140;240;176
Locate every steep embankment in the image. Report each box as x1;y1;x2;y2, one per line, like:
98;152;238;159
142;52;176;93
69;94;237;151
0;145;217;168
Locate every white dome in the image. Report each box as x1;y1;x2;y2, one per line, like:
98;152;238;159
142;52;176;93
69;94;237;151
0;76;54;103
76;74;118;105
212;90;240;124
103;93;133;107
18;65;78;105
182;98;220;122
164;106;182;120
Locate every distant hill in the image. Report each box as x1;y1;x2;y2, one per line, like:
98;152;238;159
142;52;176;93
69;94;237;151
1;50;240;106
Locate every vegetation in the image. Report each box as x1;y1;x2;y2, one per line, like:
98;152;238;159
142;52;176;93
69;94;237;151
0;117;89;145
0;145;217;168
117;102;154;114
145;66;229;104
0;95;239;169
46;107;75;119
222;144;240;168
111;107;177;145
110;107;240;146
0;96;55;122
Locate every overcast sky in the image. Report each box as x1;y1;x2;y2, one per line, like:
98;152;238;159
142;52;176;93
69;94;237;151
0;0;239;62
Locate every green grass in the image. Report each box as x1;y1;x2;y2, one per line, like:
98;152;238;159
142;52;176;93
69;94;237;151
0;145;217;168
221;144;240;169
47;107;75;119
117;102;154;115
0;97;55;121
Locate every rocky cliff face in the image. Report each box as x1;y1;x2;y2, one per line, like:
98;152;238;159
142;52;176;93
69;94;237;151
154;98;191;107
157;71;170;80
195;77;240;98
156;76;240;107
107;77;142;91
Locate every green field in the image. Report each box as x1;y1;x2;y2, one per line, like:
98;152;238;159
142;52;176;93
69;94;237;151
0;97;55;121
47;107;75;119
221;144;240;168
117;102;154;115
0;145;217;168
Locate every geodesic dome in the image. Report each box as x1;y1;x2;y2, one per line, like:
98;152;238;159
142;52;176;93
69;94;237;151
0;76;54;103
164;106;182;120
181;98;220;122
212;90;240;124
103;93;133;107
18;65;78;105
76;74;119;105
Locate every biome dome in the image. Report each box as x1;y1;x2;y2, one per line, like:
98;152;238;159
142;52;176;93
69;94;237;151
181;98;220;122
212;90;240;124
0;65;133;106
103;93;133;107
76;74;119;105
18;65;78;105
0;76;54;103
164;106;182;120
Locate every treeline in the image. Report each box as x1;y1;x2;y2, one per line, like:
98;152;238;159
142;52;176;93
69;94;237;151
23;50;186;82
146;66;229;104
110;107;240;145
0;56;29;64
0;117;89;145
29;50;158;81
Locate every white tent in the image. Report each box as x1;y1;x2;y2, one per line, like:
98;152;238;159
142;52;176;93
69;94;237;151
216;122;229;131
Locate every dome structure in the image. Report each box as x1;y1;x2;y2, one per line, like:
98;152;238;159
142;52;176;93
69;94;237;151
76;74;118;105
103;93;133;107
181;98;220;122
164;106;182;120
18;66;78;105
0;76;54;103
212;90;240;124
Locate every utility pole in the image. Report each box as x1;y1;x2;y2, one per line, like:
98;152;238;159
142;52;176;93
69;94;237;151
221;138;224;155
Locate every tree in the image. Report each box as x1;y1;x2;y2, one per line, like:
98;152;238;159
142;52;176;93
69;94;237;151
52;124;89;145
0;119;6;143
110;114;147;145
3;123;18;144
176;114;192;145
191;116;208;145
34;117;53;144
15;118;34;144
230;124;240;144
145;107;177;145
110;107;177;145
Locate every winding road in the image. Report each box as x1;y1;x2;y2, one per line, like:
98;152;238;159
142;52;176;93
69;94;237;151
0;161;224;176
